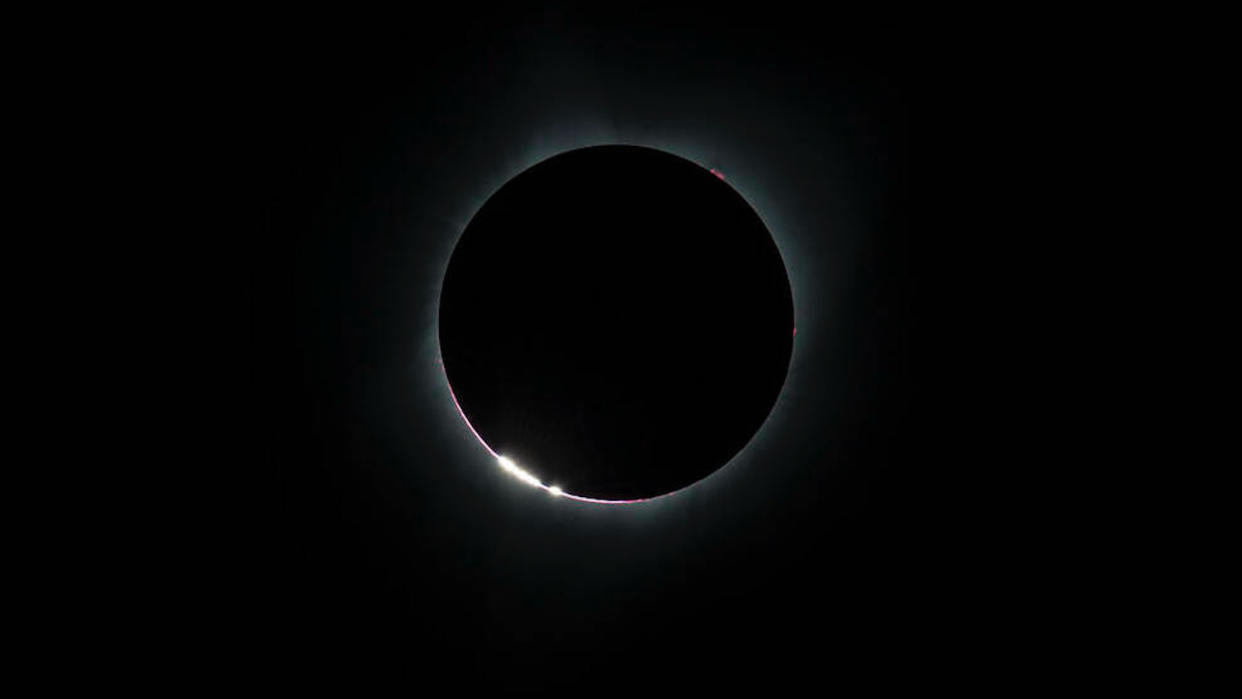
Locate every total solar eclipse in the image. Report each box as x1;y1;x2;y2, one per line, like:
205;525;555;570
439;145;794;502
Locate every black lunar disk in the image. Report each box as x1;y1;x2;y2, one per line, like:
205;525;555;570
439;145;794;501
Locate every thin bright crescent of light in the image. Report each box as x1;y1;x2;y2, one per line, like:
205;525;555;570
441;359;653;504
498;454;654;504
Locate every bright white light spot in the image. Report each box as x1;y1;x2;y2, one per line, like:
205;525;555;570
497;454;542;487
490;453;651;503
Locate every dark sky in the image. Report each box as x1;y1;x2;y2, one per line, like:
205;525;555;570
239;7;960;690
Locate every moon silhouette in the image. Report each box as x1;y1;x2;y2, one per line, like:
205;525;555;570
439;145;794;502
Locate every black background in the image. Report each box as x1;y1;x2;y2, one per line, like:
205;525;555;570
230;7;992;690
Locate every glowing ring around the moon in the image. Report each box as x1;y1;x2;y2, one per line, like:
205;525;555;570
434;140;805;506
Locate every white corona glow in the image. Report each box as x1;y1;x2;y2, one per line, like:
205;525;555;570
548;486;563;496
